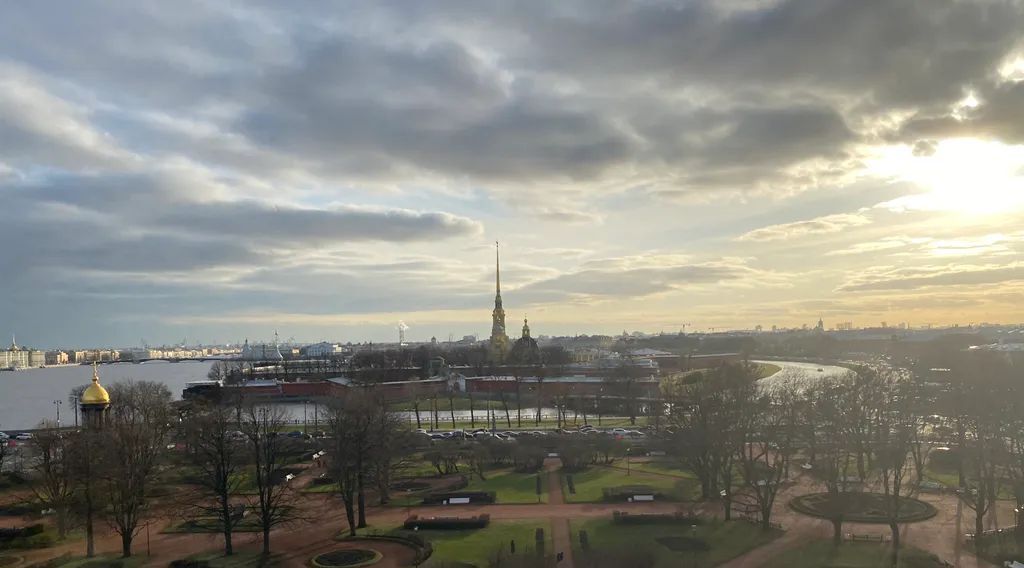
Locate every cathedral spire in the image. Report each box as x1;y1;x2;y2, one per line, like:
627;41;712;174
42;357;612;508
489;240;509;362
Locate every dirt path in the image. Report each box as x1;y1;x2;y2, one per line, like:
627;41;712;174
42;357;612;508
544;458;575;568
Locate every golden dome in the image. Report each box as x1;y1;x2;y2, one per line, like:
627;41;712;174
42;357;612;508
81;364;110;405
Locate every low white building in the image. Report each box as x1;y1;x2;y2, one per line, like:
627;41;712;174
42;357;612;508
303;342;345;357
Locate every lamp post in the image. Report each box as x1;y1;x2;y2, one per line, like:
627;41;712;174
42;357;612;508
303;400;308;435
71;396;79;428
52;400;62;428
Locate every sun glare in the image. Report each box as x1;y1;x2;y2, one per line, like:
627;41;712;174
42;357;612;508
869;138;1024;215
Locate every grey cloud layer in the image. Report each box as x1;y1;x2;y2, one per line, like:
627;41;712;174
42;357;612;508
1;0;1022;344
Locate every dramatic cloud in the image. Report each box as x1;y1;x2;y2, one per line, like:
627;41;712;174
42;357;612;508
838;262;1024;292
738;213;872;242
1;0;1023;344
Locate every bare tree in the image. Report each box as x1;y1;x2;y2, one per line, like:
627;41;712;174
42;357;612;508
100;381;174;557
326;395;373;535
736;391;795;530
871;368;918;567
239;404;297;555
953;354;1011;554
808;380;857;546
368;405;418;505
28;422;77;538
186;403;244;555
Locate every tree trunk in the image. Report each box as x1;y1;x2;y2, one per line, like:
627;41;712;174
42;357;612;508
222;496;234;555
831;519;842;546
501;394;511;428
357;470;367;528
975;512;985;553
413;403;421;429
262;526;271;555
344;497;357;536
516;385;522;427
889;521;900;567
121;532;132;558
469;393;475;428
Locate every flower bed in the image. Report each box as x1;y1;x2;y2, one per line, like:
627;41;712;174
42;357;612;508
311;549;382;567
790;492;937;523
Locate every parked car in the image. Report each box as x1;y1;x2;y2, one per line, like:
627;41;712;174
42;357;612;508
0;432;9;440
15;433;32;441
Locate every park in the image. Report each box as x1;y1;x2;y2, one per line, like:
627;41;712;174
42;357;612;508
1;355;1021;567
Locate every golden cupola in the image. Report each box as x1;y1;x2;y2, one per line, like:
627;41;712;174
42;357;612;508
80;363;110;405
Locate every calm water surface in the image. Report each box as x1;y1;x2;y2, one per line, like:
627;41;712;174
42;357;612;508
0;359;849;430
0;361;212;430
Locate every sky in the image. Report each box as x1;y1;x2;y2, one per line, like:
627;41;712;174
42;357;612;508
2;0;1024;348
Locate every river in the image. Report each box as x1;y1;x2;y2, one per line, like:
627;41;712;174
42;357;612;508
0;359;852;431
0;361;212;430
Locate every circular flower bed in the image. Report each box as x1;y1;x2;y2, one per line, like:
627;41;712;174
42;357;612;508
311;548;382;567
790;492;937;523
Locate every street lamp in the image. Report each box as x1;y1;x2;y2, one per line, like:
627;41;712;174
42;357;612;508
71;396;79;428
52;400;62;428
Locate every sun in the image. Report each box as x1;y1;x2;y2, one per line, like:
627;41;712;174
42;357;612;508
868;138;1024;215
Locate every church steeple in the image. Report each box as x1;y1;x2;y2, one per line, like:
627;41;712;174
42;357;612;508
495;241;502;305
522;317;530;339
489;241;509;361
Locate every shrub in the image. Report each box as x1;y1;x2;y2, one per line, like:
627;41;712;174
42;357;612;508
403;514;490;530
611;511;702;525
168;561;211;568
601;486;661;502
79;560;126;568
420;491;495;505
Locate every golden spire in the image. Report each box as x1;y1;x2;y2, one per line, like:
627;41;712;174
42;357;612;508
81;361;110;405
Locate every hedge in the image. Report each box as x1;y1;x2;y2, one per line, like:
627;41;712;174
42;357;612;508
420;491;495;505
601;485;662;502
611;511;703;525
403;514;490;530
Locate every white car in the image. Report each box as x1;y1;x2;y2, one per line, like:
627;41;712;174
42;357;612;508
0;432;9;440
15;433;33;440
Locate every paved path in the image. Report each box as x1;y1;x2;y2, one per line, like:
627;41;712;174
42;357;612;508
544;458;575;568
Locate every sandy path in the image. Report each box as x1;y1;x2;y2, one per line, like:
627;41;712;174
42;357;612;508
544;458;575;568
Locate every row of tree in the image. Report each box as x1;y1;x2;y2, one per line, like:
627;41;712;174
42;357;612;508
662;353;1021;566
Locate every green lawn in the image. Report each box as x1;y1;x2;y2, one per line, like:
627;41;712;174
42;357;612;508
754;363;782;379
177;551;281;567
626;459;697;478
761;540;947;568
163;516;264;534
463;467;547;504
571;518;781;567
562;465;699;503
421;520;552;567
26;554;149;568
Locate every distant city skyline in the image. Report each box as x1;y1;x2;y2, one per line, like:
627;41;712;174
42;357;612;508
2;1;1024;347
